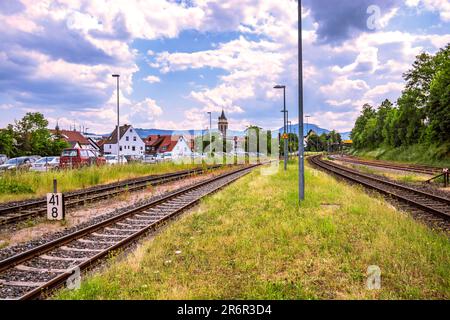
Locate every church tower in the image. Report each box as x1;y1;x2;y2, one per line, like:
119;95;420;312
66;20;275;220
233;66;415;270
218;109;228;139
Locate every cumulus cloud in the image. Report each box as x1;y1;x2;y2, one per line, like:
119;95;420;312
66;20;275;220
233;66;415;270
0;0;449;133
406;0;450;22
143;75;161;84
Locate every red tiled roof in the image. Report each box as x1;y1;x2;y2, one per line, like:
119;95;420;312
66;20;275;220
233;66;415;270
145;135;188;153
50;129;90;145
145;135;164;146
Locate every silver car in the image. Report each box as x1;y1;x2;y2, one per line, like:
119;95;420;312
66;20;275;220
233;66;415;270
30;156;60;172
0;154;7;165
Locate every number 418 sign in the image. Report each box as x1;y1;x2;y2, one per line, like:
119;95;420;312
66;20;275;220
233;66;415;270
47;193;65;220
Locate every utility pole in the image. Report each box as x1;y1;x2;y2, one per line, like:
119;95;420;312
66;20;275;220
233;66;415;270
288;120;292;156
305;115;310;151
207;112;212;154
286;110;289;157
274;85;287;171
298;0;305;201
112;74;120;164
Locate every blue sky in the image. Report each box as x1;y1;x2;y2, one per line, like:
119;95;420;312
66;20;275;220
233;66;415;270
0;0;449;133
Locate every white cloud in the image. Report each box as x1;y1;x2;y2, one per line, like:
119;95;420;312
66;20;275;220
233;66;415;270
362;82;404;101
143;75;161;84
155;35;290;116
325;99;352;107
331;47;379;75
309;111;359;132
320;76;369;98
406;0;450;22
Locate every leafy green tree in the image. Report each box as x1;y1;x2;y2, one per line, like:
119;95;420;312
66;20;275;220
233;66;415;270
306;132;320;151
351;43;450;153
14;112;50;156
245;125;272;155
350;103;376;149
374;99;393;145
426;57;450;143
396;89;424;145
0;125;17;157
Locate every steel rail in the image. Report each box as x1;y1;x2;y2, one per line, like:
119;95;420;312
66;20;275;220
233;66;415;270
0;165;225;225
0;164;259;300
310;156;449;221
333;155;441;175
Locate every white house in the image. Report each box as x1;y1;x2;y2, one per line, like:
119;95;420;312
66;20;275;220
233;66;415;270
167;136;192;159
146;135;192;159
103;124;145;157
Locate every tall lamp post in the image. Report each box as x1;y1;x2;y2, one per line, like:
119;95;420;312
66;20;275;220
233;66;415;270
274;85;287;171
298;0;305;201
112;74;120;164
207;111;212;154
288;120;292;156
286;110;289;156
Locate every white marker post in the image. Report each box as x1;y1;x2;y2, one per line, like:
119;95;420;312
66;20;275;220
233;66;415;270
47;179;65;220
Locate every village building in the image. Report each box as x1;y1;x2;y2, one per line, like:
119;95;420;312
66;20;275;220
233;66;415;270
103;124;145;157
50;126;100;153
218;109;228;139
144;135;192;159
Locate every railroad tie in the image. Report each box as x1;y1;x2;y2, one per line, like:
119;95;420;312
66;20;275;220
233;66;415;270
14;264;67;274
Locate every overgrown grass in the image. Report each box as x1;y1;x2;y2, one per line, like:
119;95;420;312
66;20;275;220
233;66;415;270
56;161;450;300
0;162;199;203
347;164;428;184
351;143;450;168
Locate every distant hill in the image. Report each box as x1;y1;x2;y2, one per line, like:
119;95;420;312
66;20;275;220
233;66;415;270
131;125;350;139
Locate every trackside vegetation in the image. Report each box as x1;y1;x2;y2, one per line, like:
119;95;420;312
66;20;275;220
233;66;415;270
56;161;450;300
351;145;450;168
0;162;200;203
350;43;450;163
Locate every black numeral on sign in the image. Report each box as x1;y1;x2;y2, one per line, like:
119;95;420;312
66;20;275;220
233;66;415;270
51;206;58;218
49;194;59;206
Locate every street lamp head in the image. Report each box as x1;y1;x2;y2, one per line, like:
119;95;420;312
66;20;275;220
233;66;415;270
112;74;120;78
273;85;285;89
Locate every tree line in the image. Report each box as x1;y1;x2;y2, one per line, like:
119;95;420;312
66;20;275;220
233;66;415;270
0;112;69;158
305;130;342;152
351;43;450;153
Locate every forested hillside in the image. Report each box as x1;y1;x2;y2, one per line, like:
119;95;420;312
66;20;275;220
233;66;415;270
350;44;450;161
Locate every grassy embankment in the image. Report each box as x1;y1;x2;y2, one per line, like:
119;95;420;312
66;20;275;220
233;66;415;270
56;160;449;300
0;162;201;203
350;144;450;168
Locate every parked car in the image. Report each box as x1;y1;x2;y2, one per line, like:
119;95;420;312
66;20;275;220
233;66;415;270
30;156;60;172
104;155;128;165
143;155;156;164
60;148;106;169
125;155;144;163
0;154;8;165
0;156;35;172
29;155;42;162
161;152;172;161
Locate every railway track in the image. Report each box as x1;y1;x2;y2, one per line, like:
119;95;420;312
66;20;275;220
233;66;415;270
0;164;258;300
309;155;450;221
0;165;224;225
331;155;442;175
